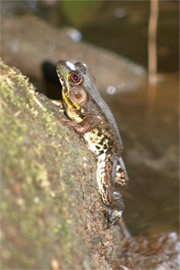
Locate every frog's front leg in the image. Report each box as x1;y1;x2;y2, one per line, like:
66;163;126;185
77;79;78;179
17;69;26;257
63;115;101;134
62;118;90;134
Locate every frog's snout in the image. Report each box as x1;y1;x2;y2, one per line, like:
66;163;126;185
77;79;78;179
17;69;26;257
57;60;76;72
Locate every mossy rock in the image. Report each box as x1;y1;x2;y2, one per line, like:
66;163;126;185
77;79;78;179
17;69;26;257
0;60;112;269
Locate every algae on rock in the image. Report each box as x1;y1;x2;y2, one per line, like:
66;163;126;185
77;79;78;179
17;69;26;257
1;60;179;270
0;60;108;270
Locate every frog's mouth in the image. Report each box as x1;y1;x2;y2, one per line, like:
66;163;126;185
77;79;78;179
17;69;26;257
56;63;69;92
60;77;68;94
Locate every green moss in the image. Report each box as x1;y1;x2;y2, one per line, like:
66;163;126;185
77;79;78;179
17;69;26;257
0;60;103;269
0;61;76;268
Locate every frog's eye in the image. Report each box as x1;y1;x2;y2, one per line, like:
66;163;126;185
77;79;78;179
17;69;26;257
69;72;83;85
70;87;87;105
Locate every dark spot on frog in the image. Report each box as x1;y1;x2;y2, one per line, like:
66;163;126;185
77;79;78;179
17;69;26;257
98;139;103;145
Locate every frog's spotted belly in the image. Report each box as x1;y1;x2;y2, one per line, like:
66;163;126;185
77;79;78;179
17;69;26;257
84;128;125;205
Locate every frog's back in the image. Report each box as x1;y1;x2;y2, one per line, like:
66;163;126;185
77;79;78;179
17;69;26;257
84;78;123;153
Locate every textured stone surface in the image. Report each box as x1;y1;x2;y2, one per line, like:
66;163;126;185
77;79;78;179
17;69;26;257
2;15;146;94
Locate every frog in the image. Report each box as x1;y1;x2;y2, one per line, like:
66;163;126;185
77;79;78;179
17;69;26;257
56;60;129;235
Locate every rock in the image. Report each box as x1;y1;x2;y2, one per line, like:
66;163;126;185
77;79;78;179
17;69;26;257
0;60;111;269
1;15;146;93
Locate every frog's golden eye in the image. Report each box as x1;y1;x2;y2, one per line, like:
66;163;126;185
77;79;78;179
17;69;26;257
70;87;87;105
69;72;83;85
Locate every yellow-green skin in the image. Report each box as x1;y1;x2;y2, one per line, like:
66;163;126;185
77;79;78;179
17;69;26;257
56;60;129;223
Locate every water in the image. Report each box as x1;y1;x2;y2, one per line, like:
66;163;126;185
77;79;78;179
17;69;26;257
104;73;179;234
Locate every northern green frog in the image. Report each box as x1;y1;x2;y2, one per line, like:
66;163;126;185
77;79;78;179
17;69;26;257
56;60;129;231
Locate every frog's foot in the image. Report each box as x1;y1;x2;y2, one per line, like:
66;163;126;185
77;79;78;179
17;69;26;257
108;191;124;224
114;157;129;186
107;191;131;238
108;208;123;225
108;208;131;238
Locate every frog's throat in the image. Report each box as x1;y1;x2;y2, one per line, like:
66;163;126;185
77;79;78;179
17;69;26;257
62;90;85;123
62;89;80;111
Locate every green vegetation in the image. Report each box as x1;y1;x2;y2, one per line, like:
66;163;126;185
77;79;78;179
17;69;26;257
60;0;102;27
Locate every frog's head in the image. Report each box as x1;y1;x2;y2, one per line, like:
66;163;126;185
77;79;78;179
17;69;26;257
56;60;88;120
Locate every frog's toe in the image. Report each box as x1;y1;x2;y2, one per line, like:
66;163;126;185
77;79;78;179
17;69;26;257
109;209;123;224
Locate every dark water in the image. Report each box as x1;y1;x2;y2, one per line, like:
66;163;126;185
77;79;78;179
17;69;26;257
104;73;179;235
83;1;179;73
